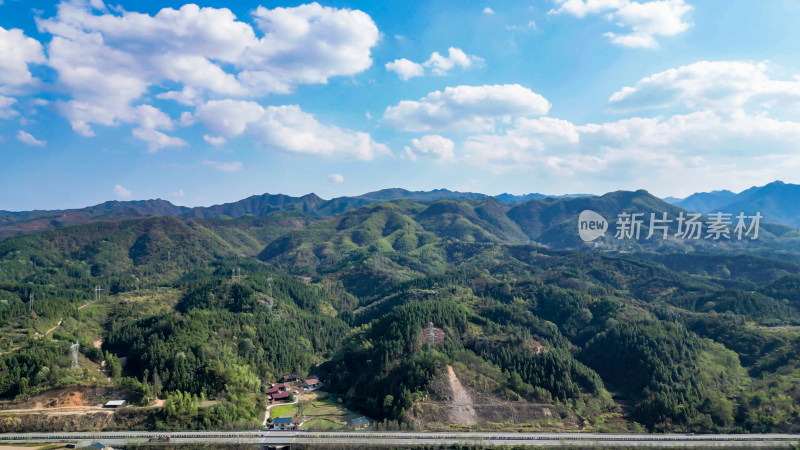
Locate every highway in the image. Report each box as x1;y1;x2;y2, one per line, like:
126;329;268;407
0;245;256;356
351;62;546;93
2;431;800;447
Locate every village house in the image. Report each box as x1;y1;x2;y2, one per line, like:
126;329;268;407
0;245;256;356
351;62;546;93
303;377;322;390
349;416;371;429
270;416;300;431
281;374;300;382
269;390;292;402
266;383;290;395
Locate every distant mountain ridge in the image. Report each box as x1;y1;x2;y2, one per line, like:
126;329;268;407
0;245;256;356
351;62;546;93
495;192;594;204
4;181;799;240
666;181;800;227
0;188;585;240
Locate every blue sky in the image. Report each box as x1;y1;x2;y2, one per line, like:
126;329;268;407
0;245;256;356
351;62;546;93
2;0;800;210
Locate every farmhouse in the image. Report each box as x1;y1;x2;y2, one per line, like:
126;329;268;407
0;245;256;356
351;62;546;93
269;390;292;402
271;416;300;430
266;383;290;395
303;378;322;390
349;416;371;428
281;374;300;382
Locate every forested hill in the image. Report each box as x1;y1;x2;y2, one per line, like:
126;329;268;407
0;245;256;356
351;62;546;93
0;188;488;239
5;185;800;243
2;191;800;433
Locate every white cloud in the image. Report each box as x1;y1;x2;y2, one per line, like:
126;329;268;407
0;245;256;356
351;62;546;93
425;48;483;75
385;59;424;81
172;189;185;197
32;1;380;146
194;99;390;160
550;0;691;48
328;173;344;183
203;134;227;146
506;21;538;31
609;61;800;112
383;84;551;132
132;127;187;153
16;130;47;146
405;135;456;162
549;0;626;17
113;184;133;199
0;27;46;94
386;47;483;80
458;108;800;183
248;3;379;86
202;160;243;173
483;7;495;14
0;95;18;119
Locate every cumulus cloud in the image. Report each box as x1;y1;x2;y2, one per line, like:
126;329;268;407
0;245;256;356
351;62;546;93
483;7;495;14
385;59;424;81
458;108;800;180
0;96;18;119
194;100;390;160
31;0;380;147
609;60;800;112
395;67;800;189
203;160;243;172
0;27;46;94
386;47;483;80
404;135;456;162
549;0;691;48
383;84;551;132
113;184;133;199
16;130;47;146
328;173;344;183
132;127;188;153
203;134;226;146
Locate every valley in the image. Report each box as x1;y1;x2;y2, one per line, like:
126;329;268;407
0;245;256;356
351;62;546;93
0;188;799;437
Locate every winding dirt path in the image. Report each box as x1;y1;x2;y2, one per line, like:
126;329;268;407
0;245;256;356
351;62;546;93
45;318;63;335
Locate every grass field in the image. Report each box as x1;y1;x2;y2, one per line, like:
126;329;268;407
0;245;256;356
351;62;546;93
302;418;344;431
269;404;297;418
295;393;366;431
300;400;345;417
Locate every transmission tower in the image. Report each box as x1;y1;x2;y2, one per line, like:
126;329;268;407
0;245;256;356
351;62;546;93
70;341;80;369
29;293;34;314
231;268;243;283
94;286;103;302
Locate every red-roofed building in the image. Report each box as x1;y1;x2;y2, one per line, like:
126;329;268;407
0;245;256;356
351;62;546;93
269;391;292;402
266;383;290;395
281;374;300;382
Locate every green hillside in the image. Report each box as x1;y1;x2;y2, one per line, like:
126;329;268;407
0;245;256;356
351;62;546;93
1;193;800;433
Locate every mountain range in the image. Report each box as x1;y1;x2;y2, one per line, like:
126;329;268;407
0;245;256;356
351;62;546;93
3;181;800;241
665;181;800;226
0;188;561;240
2;183;800;434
